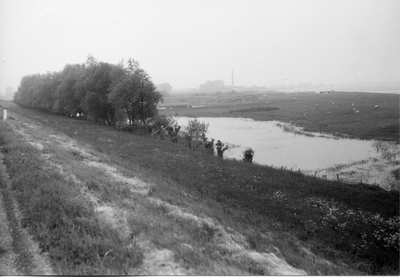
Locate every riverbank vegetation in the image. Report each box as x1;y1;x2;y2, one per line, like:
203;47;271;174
1;102;398;275
159;90;399;142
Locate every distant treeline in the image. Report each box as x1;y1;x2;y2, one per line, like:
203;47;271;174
14;55;163;130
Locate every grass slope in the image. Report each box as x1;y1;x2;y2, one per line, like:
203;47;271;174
0;123;143;274
0;101;399;275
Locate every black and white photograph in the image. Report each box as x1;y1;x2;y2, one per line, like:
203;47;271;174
0;0;399;275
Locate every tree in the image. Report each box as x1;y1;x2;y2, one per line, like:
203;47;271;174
41;72;60;111
108;58;163;131
150;115;176;130
184;118;209;140
108;74;138;130
14;73;59;111
14;74;41;106
28;72;59;112
156;83;173;96
76;58;117;125
13;55;163;130
135;68;163;124
53;64;85;115
199;80;225;92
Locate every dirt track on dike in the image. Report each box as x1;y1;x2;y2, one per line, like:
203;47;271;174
0;105;308;275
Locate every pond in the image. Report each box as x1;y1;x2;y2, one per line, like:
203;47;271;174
175;117;383;171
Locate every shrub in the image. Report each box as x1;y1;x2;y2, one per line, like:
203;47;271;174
183;118;209;140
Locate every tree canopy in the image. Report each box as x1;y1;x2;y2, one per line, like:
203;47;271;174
199;80;225;92
14;56;163;130
156;82;173;96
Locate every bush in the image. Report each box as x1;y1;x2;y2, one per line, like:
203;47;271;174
151;115;176;129
183;118;209;140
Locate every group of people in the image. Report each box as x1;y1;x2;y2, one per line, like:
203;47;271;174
152;124;253;162
151;124;180;142
186;133;229;158
166;125;181;143
202;136;229;158
204;137;254;163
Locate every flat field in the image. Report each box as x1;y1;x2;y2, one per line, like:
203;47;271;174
160;91;399;142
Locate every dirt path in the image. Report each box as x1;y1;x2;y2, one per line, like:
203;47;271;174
1;107;308;275
0;152;53;275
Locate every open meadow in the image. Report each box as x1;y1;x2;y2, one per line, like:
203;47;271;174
0;100;399;275
160;91;399;142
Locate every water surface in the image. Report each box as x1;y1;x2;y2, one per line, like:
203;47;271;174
176;117;380;171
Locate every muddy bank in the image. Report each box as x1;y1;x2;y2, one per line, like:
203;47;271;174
312;155;399;191
276;122;400;190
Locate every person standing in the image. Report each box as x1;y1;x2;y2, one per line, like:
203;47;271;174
185;133;192;149
171;125;181;143
204;138;215;156
159;126;166;140
216;140;228;158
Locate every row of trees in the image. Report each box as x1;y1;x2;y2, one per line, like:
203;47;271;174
14;55;163;130
199;80;225;92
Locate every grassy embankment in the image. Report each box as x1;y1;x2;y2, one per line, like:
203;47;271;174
0;111;143;274
160;91;399;142
0;101;399;274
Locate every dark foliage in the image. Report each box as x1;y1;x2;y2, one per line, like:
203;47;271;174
14;55;163;127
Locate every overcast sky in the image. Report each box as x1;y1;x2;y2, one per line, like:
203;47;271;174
1;0;399;91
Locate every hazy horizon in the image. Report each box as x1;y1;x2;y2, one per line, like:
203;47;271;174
1;0;399;93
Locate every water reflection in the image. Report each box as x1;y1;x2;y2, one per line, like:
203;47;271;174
176;117;381;171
